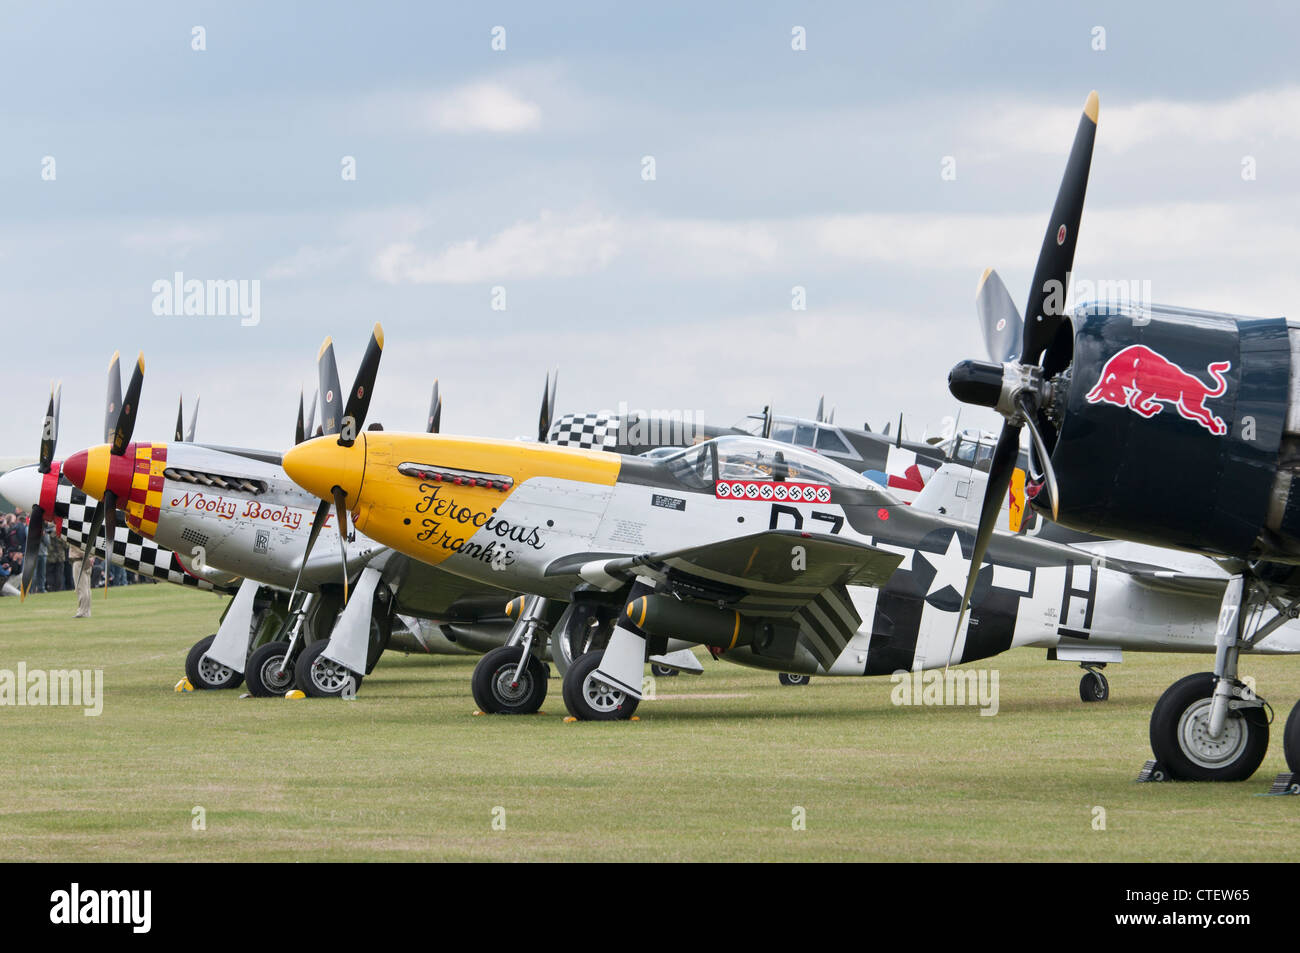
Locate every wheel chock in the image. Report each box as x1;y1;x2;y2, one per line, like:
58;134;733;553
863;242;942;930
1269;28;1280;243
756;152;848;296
1260;772;1300;796
284;689;306;700
174;677;194;693
1135;758;1173;782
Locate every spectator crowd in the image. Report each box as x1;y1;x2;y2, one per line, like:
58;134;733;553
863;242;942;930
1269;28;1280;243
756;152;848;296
1;508;157;599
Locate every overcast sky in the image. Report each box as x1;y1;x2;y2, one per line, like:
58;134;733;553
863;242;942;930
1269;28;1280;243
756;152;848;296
4;1;1300;460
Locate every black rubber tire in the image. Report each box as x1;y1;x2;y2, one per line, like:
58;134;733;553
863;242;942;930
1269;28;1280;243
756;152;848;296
1079;671;1109;702
246;641;298;697
185;634;244;690
1283;699;1300;774
471;645;549;715
778;673;811;687
295;640;363;698
561;650;639;721
650;663;679;678
1149;672;1268;782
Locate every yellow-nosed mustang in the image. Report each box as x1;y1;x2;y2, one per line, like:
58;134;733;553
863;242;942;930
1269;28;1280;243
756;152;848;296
281;330;1300;720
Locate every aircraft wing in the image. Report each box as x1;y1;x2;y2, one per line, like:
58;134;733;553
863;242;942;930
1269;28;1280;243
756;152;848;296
644;530;902;605
552;530;903;669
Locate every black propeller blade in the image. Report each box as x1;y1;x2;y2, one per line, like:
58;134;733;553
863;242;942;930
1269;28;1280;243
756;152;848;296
332;485;350;602
19;504;44;600
537;371;557;442
318;337;343;437
175;396;184;441
975;268;1023;364
1020;93;1098;366
86;351;145;595
304;391;316;443
104;351;122;444
816;396;825;423
21;383;53;598
295;389;306;445
303;325;385;606
111;353;144;455
39;382;61;475
428;380;442;434
339;324;383;447
944;91;1098;663
285;498;332;609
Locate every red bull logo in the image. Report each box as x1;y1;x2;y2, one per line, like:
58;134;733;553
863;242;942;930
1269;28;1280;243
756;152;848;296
1085;345;1230;436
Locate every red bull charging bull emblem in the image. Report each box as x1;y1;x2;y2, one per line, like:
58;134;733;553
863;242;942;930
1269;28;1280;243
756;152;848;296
1085;344;1230;436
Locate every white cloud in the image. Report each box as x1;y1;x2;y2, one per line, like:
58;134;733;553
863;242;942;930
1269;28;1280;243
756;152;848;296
372;211;621;283
426;82;542;133
980;86;1300;156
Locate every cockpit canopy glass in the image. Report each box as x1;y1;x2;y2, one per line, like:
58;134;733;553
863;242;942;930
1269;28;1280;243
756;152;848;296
660;436;876;491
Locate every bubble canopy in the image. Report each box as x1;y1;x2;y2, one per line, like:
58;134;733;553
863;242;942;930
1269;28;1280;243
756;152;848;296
656;436;880;492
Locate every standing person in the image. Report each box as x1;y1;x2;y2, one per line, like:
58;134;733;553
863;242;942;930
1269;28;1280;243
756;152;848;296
68;541;91;618
46;529;66;592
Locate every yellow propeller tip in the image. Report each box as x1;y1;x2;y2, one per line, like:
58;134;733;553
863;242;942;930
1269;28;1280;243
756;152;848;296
1084;90;1099;123
109;350;120;365
977;267;993;290
136;353;145;373
373;324;384;349
318;336;333;360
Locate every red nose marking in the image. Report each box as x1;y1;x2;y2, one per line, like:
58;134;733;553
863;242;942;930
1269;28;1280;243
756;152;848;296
39;461;61;514
105;449;135;500
63;450;88;489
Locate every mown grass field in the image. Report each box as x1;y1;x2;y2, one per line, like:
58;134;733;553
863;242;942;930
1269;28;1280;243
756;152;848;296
1;584;1298;862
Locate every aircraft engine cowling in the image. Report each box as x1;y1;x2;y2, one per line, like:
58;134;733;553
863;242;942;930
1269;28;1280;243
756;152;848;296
1033;302;1295;560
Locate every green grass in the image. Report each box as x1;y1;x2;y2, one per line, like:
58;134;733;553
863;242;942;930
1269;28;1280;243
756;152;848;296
1;584;1298;861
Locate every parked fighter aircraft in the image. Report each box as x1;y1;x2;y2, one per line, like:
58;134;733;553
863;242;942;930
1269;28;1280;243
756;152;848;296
545;394;952;502
277;326;1300;724
947;90;1300;783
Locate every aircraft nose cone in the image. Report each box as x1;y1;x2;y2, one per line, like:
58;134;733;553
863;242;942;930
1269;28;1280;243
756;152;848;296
0;464;42;510
282;435;366;504
61;444;133;501
63;449;89;491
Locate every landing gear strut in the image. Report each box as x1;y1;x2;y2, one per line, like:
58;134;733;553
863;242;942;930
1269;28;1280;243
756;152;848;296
1079;663;1108;702
1147;573;1282;781
245;593;315;697
471;596;552;714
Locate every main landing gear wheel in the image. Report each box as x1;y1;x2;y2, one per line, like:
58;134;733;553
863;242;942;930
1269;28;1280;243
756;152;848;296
561;651;639;721
650;663;679;678
1149;672;1268;782
246;640;298;697
778;673;811;686
1079;671;1109;702
472;645;549;714
1283;701;1300;774
295;640;362;699
185;634;244;690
